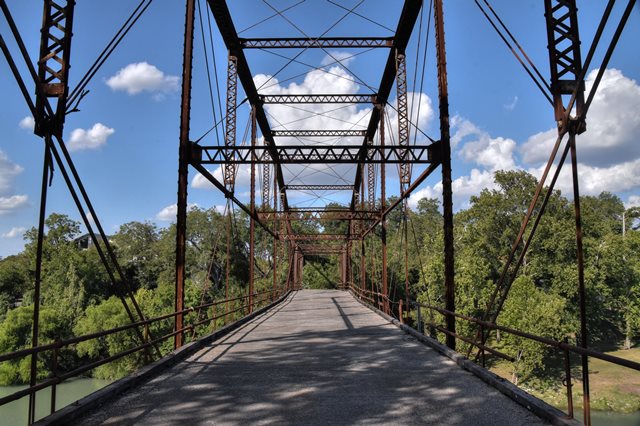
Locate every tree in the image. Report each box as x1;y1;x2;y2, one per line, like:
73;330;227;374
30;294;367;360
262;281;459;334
0;305;68;384
112;221;161;290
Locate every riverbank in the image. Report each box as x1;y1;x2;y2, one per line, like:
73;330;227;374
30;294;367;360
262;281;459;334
491;347;640;424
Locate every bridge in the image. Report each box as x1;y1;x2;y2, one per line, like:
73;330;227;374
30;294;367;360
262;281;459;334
61;290;546;425
1;1;638;425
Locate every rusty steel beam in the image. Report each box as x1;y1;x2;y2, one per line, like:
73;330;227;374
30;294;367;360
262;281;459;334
434;0;456;351
174;0;196;350
380;107;388;315
249;107;257;313
367;138;376;209
282;234;359;241
272;169;278;298
223;55;238;192
284;184;354;191
262;161;271;208
257;210;378;221
260;94;376;104
30;1;75;420
351;0;422;210
544;0;585;121
396;52;411;192
191;163;277;239
300;247;345;253
207;0;289;209
34;0;75;138
194;143;436;164
272;129;366;137
240;37;393;49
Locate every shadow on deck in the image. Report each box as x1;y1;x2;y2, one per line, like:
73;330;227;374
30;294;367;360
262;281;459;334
50;290;554;425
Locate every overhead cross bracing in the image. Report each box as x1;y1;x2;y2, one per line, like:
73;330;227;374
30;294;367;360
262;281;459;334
201;0;440;220
1;0;638;424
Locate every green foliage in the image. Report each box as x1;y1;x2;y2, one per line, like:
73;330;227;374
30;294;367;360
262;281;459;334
302;257;338;289
0;170;638;398
0;305;68;384
499;275;572;382
74;295;142;380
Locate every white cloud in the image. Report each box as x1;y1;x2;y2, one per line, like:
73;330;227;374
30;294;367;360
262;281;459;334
106;62;179;95
521;68;640;167
451;115;481;148
626;195;640;209
527;158;640;197
192;164;253;190
409;69;640;211
453;117;517;171
68;123;114;151
0;151;24;195
0;195;29;215
19;116;35;131
2;227;26;238
248;64;435;204
155;203;198;222
409;168;496;210
321;51;356;67
460;135;517;171
504;95;518;111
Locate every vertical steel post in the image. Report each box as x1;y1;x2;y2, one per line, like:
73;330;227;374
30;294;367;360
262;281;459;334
404;200;410;319
224;55;238;192
50;346;58;415
299;254;304;289
347;240;352;288
174;0;195;349
293;246;298;290
249;106;256;313
35;0;75;138
225;204;231;322
28;143;51;424
342;250;347;288
367;138;376;210
380;106;388;315
30;2;75;417
396;52;411;194
434;0;456;350
544;0;584;122
570;128;590;425
360;181;366;292
563;338;574;419
273;167;278;299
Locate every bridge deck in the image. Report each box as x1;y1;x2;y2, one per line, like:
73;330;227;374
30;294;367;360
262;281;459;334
73;290;546;425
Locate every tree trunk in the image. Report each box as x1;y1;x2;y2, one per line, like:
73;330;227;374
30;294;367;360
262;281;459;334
624;316;632;350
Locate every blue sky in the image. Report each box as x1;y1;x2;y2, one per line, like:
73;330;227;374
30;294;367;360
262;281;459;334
1;1;639;258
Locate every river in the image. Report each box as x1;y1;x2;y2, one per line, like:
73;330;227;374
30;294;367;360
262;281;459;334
1;378;639;424
0;378;112;424
576;409;640;426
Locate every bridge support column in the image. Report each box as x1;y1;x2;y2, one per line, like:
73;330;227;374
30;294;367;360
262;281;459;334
249;106;256;313
434;0;456;350
273;167;278;299
360;182;366;293
174;0;195;350
292;246;298;290
380;106;388;315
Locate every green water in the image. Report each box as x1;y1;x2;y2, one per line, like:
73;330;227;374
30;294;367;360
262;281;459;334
0;378;112;425
575;410;640;426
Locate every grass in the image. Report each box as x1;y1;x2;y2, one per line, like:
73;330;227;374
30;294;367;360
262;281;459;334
489;347;640;414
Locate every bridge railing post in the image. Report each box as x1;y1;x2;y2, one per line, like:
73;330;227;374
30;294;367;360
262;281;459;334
563;338;574;419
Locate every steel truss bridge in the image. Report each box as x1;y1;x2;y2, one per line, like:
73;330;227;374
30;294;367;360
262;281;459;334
0;0;638;425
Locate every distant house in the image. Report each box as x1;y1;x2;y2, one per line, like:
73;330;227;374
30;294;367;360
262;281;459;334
74;233;112;250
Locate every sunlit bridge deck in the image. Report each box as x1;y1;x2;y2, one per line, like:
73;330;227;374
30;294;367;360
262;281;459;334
68;290;546;425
